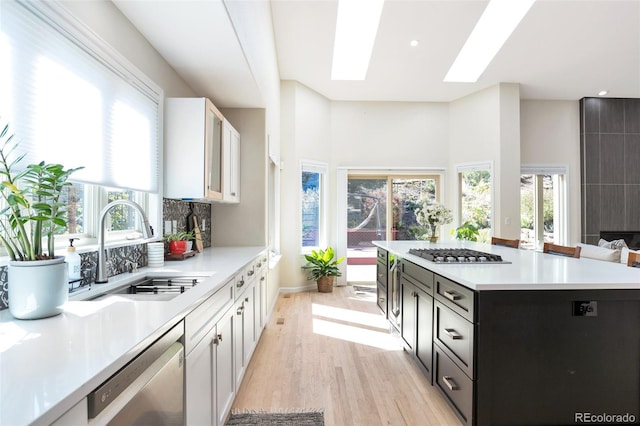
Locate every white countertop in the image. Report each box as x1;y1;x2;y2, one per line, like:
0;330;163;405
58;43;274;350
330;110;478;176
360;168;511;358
0;246;265;426
374;240;640;291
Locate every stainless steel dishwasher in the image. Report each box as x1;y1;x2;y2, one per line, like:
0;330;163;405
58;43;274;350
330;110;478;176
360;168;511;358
87;322;185;425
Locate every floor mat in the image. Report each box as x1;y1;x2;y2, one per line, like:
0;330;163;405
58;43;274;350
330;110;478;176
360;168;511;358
226;410;324;425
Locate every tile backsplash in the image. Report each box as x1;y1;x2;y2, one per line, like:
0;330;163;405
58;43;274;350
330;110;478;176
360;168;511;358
0;198;212;311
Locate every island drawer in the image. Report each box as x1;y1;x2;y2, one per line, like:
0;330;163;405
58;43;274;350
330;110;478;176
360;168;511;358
377;248;388;263
434;300;474;379
434;345;473;426
185;279;233;355
401;259;433;295
435;274;474;322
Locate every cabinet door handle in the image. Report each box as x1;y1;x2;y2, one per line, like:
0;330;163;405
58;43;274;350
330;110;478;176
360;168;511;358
260;277;265;282
237;306;244;315
444;328;462;340
213;333;223;345
442;376;459;391
245;297;249;302
231;192;236;196
443;290;461;301
247;269;255;276
237;279;245;288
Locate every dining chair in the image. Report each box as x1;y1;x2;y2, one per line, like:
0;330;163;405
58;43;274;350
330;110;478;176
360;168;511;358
543;242;581;258
491;237;520;249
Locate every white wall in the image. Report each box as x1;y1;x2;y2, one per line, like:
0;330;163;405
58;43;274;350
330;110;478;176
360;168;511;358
520;100;581;244
330;101;449;168
213;109;267;247
279;84;451;289
61;1;196;98
279;81;332;289
448;83;521;239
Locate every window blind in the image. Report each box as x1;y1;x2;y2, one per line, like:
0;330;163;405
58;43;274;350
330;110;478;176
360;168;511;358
0;0;162;193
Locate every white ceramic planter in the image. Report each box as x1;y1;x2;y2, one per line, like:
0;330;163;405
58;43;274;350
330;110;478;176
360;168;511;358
8;257;68;320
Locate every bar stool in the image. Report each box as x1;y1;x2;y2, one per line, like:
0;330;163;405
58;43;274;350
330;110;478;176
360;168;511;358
627;252;640;267
491;237;520;249
543;242;581;258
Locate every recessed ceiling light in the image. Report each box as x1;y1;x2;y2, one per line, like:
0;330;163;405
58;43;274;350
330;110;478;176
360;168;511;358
444;0;536;83
331;0;385;80
410;40;419;47
598;90;608;96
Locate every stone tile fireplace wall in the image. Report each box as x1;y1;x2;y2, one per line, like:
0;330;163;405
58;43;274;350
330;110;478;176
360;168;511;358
0;199;212;310
580;97;640;245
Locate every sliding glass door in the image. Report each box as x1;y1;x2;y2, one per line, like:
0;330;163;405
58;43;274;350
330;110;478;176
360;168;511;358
346;174;440;283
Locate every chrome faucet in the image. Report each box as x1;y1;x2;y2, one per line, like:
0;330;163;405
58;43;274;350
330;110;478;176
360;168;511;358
95;200;153;283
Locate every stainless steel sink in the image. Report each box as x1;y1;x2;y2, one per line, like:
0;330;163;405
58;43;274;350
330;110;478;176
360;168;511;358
89;276;207;301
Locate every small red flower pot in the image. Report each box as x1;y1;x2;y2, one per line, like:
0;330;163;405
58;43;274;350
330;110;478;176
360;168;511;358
168;240;187;255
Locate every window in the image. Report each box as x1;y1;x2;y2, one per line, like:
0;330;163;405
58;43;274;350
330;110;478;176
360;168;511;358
457;163;493;243
301;161;327;251
520;166;567;250
0;0;161;251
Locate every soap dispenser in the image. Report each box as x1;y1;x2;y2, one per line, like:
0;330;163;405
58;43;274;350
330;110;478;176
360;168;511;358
65;238;81;281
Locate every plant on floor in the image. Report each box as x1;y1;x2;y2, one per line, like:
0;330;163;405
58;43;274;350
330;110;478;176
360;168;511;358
303;247;345;293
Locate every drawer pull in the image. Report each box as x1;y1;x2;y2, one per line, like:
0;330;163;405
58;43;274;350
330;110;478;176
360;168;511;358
213;333;223;345
237;306;244;315
443;376;459;391
443;290;461;301
237;279;245;288
444;328;462;340
247;269;255;276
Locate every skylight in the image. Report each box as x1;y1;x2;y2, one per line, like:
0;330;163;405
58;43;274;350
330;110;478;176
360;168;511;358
331;0;385;80
444;0;535;83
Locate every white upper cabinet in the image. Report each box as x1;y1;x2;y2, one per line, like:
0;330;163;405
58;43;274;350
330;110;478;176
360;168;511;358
222;120;240;203
165;97;224;201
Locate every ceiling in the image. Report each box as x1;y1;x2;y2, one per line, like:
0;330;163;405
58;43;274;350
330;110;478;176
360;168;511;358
114;0;640;108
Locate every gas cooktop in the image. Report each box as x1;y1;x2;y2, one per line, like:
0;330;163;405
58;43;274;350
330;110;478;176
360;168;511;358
408;248;510;264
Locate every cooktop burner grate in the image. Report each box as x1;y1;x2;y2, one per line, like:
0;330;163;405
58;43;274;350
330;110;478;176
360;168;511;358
408;248;509;264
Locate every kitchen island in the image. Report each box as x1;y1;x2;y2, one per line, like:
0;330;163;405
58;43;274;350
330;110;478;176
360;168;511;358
375;240;640;426
0;246;267;426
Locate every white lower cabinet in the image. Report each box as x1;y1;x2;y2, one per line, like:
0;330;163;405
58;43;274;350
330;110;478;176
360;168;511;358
234;282;256;389
185;316;235;426
185;325;216;426
215;311;235;426
185;254;266;426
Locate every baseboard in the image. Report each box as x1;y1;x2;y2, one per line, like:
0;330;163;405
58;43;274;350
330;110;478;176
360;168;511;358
278;283;317;293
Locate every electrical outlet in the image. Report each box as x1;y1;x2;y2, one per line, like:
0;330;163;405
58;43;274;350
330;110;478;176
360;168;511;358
171;220;177;232
201;219;206;231
164;220;172;234
505;217;511;225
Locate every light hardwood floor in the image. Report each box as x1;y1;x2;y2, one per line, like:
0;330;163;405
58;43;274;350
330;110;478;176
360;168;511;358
232;286;462;426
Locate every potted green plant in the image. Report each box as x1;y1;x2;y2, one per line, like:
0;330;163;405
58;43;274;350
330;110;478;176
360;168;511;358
163;230;195;255
0;122;83;319
303;247;345;293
